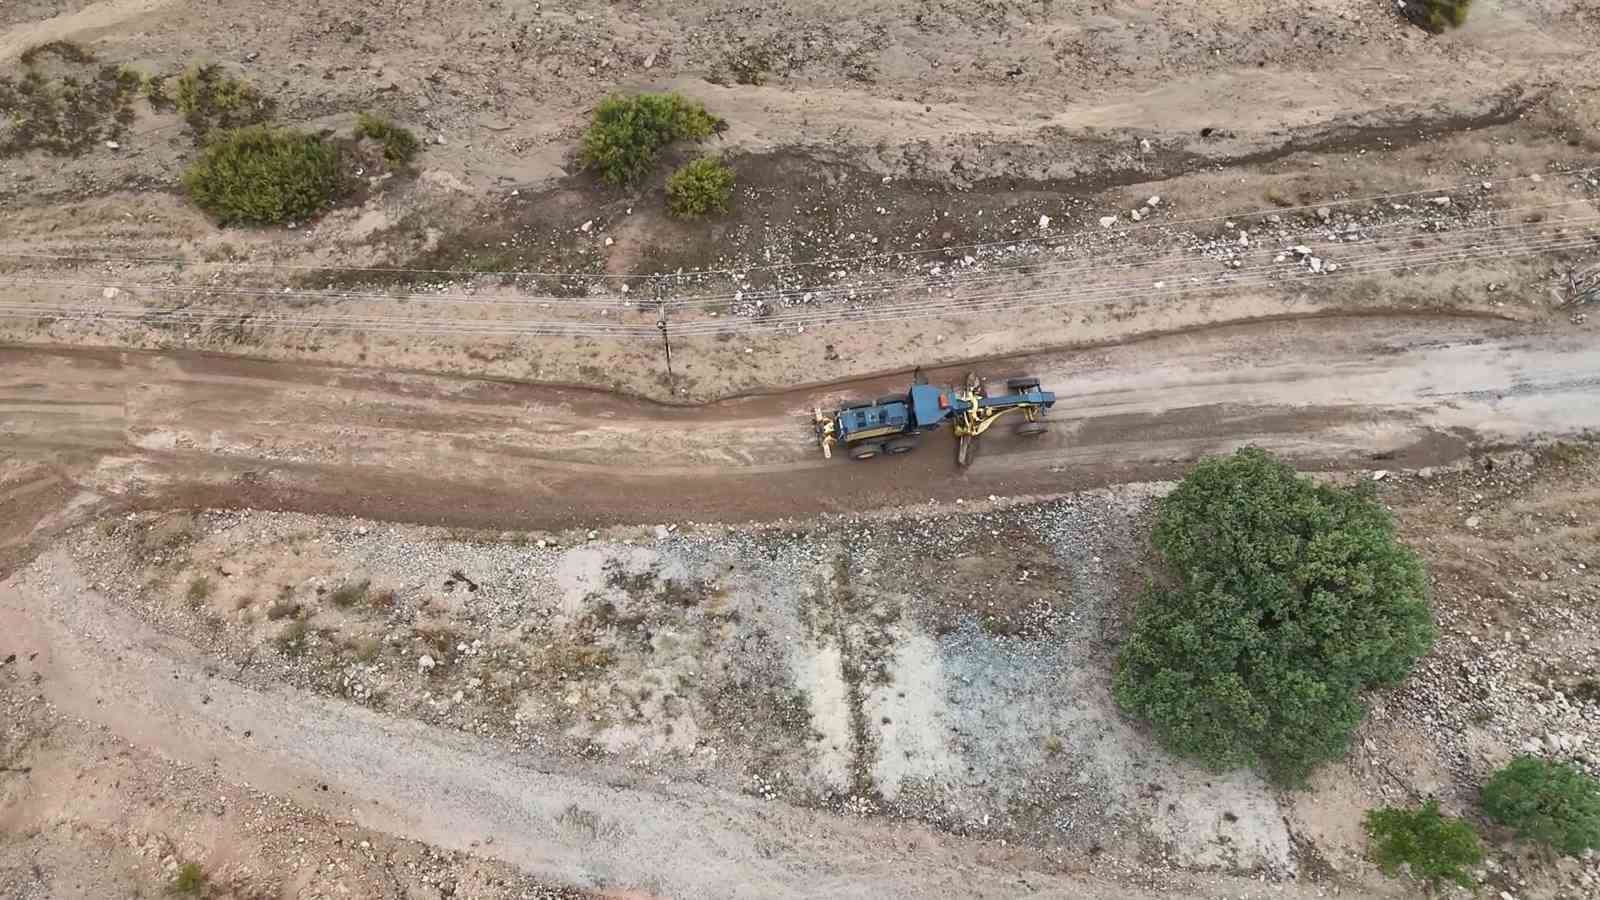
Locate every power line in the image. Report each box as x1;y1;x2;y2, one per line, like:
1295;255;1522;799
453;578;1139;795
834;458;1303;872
6;227;1592;339
2;167;1593;283
4;204;1594;316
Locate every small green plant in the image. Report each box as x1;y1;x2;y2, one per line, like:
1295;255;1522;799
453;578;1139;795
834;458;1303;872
353;112;420;166
173;63;275;137
186;576;211;605
328;580;370;608
168;861;206;894
578;92;726;186
665;156;735;218
275;619;309;656
1481;756;1600;856
1364;799;1482;889
1402;0;1472;33
182;125;350;225
1113;447;1435;784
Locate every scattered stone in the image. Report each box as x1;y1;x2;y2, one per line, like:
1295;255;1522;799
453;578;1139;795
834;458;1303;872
1038;214;1051;230
1316;207;1331;222
104;140;121;150
1466;515;1481;528
580;220;593;233
1099;215;1117;229
418;655;436;674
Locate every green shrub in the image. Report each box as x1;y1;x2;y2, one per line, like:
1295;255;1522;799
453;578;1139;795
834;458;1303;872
665;156;735;218
354;112;421;166
1364;799;1482;889
578;92;726;186
182;126;350;225
275;619;309;656
328;580;370;608
1481;756;1600;856
173;63;275;137
1113;448;1434;783
186;576;211;605
1402;0;1472;33
168;861;206;894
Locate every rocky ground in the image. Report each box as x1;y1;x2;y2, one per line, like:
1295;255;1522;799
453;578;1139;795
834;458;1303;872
19;438;1594;898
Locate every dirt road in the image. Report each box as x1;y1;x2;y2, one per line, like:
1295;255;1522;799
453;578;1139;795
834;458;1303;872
3;315;1597;554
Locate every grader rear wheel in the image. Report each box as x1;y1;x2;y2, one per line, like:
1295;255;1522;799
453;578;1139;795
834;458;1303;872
1015;420;1048;437
849;442;884;460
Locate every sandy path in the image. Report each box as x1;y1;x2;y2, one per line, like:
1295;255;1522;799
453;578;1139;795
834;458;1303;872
0;0;176;61
0;550;1368;899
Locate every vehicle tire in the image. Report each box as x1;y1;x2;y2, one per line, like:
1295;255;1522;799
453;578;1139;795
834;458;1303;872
849;442;884;460
885;437;917;454
875;394;904;406
1015;420;1048;437
1006;376;1042;393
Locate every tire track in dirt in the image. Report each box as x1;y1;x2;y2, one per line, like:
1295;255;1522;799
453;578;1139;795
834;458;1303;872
1;315;1596;557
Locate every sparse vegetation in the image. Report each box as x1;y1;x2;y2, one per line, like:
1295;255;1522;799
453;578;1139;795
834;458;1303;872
354;112;421;166
328;580;370;608
1113;447;1435;784
1481;756;1600;856
1402;0;1472;33
265;598;300;621
182;125;350;225
1364;799;1482;889
0;41;142;156
168;861;207;894
186;576;211;605
665;156;735;218
172;63;275;137
578;92;726;186
275;619;309;656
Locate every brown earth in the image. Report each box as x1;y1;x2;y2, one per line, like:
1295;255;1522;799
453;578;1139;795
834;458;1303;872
4;0;1600;897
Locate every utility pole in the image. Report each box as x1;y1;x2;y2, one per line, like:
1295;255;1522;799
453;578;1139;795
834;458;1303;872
655;280;674;386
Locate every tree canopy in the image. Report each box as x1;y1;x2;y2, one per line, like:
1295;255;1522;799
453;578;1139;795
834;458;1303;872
1114;448;1435;783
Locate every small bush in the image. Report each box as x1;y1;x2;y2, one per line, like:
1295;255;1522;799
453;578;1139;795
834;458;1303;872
186;576;211;605
354;112;420;166
1113;447;1435;783
1401;0;1472;33
275;619;309;656
329;580;370;608
665;156;735;218
182;126;350;225
173;63;275;137
578;93;726;186
168;861;206;894
1481;756;1600;856
1364;799;1482;889
265;598;299;621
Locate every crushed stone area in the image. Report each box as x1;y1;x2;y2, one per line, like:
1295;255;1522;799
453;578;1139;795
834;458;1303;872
52;444;1600;895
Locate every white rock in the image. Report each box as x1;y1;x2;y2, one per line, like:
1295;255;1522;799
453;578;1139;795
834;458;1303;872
105;140;121;150
1530;173;1543;182
1308;257;1324;273
1293;245;1313;257
1373;470;1388;481
1317;207;1331;221
1147;195;1161;207
1099;215;1117;229
1238;232;1250;247
1038;214;1051;230
1430;196;1452;206
604;236;614;246
1466;515;1481;528
1130;209;1143;221
102;287;120;300
418;655;436;673
580;220;593;233
654;525;670;539
1138;138;1152;153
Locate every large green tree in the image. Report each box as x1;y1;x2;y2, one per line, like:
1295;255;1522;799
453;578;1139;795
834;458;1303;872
1114;448;1435;783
